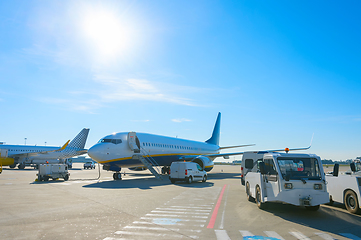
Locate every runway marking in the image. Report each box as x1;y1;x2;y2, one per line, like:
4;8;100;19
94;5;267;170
219;185;229;229
114;230;190;238
156;207;211;212
239;230;254;237
151;210;210;215
207;184;227;228
124;225;202;233
264;231;285;240
290;231;311;240
315;232;336;240
141;217;207;223
215;229;231;240
339;233;361;240
145;213;208;218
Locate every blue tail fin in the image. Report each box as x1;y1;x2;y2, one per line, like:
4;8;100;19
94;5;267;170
205;112;221;145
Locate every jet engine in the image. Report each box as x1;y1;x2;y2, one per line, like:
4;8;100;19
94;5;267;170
191;156;214;172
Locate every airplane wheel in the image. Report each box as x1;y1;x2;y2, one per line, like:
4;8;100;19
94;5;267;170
18;163;25;170
117;173;122;180
344;190;360;214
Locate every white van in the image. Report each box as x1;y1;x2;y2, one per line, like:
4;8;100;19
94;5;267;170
169;161;207;184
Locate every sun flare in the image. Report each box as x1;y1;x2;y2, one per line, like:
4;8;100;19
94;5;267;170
81;7;135;59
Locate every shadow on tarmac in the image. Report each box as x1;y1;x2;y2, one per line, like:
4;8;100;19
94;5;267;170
82;177;214;190
82;171;238;190
257;201;361;238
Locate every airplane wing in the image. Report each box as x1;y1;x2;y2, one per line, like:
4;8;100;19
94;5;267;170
9;140;70;158
219;144;255;150
179;145;311;161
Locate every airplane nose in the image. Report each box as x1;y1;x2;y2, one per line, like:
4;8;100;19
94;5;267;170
88;145;102;162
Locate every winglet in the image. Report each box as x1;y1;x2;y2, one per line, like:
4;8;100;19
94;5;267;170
57;140;70;151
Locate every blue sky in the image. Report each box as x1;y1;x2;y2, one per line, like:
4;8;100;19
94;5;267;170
0;1;360;161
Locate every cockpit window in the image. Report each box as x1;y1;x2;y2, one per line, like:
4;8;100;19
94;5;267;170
99;139;122;144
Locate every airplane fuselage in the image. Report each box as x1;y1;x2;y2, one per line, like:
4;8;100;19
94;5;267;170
88;132;220;171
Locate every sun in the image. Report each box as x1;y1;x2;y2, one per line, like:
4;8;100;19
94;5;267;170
81;7;135;60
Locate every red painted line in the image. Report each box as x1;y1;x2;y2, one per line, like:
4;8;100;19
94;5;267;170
207;184;227;229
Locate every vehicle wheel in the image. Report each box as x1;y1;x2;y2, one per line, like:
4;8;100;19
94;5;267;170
64;174;69;181
305;205;320;211
344;190;360;214
246;182;254;202
170;179;176;184
202;175;207;182
187;176;193;184
9;164;16;169
113;173;117;180
255;186;266;209
44;176;49;181
329;196;334;206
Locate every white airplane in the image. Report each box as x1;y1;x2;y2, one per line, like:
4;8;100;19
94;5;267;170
88;113;254;180
0;128;89;169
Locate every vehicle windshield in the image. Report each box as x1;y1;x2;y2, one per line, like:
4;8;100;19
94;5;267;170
355;162;361;172
277;157;321;180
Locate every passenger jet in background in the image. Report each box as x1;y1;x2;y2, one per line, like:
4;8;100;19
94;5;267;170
0;128;89;169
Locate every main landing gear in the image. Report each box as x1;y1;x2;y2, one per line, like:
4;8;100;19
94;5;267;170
162;166;170;175
113;172;122;180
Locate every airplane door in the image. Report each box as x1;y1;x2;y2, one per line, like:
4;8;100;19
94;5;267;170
128;132;140;153
263;158;280;199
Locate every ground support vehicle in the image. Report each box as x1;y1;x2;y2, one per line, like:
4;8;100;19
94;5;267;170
245;152;329;211
326;164;361;214
169;161;207;184
84;161;95;169
37;164;70;181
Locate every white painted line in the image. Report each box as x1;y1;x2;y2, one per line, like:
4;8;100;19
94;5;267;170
156;208;211;212
315;232;336;240
124;225;202;233
215;230;231;240
239;230;254;237
140;217;206;223
145;213;208;219
339;233;361;240
114;230;197;238
290;231;311;240
219;185;229;229
264;231;285;240
169;206;213;209
151;210;209;215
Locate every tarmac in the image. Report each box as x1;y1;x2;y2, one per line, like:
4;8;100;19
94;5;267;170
0;163;360;240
